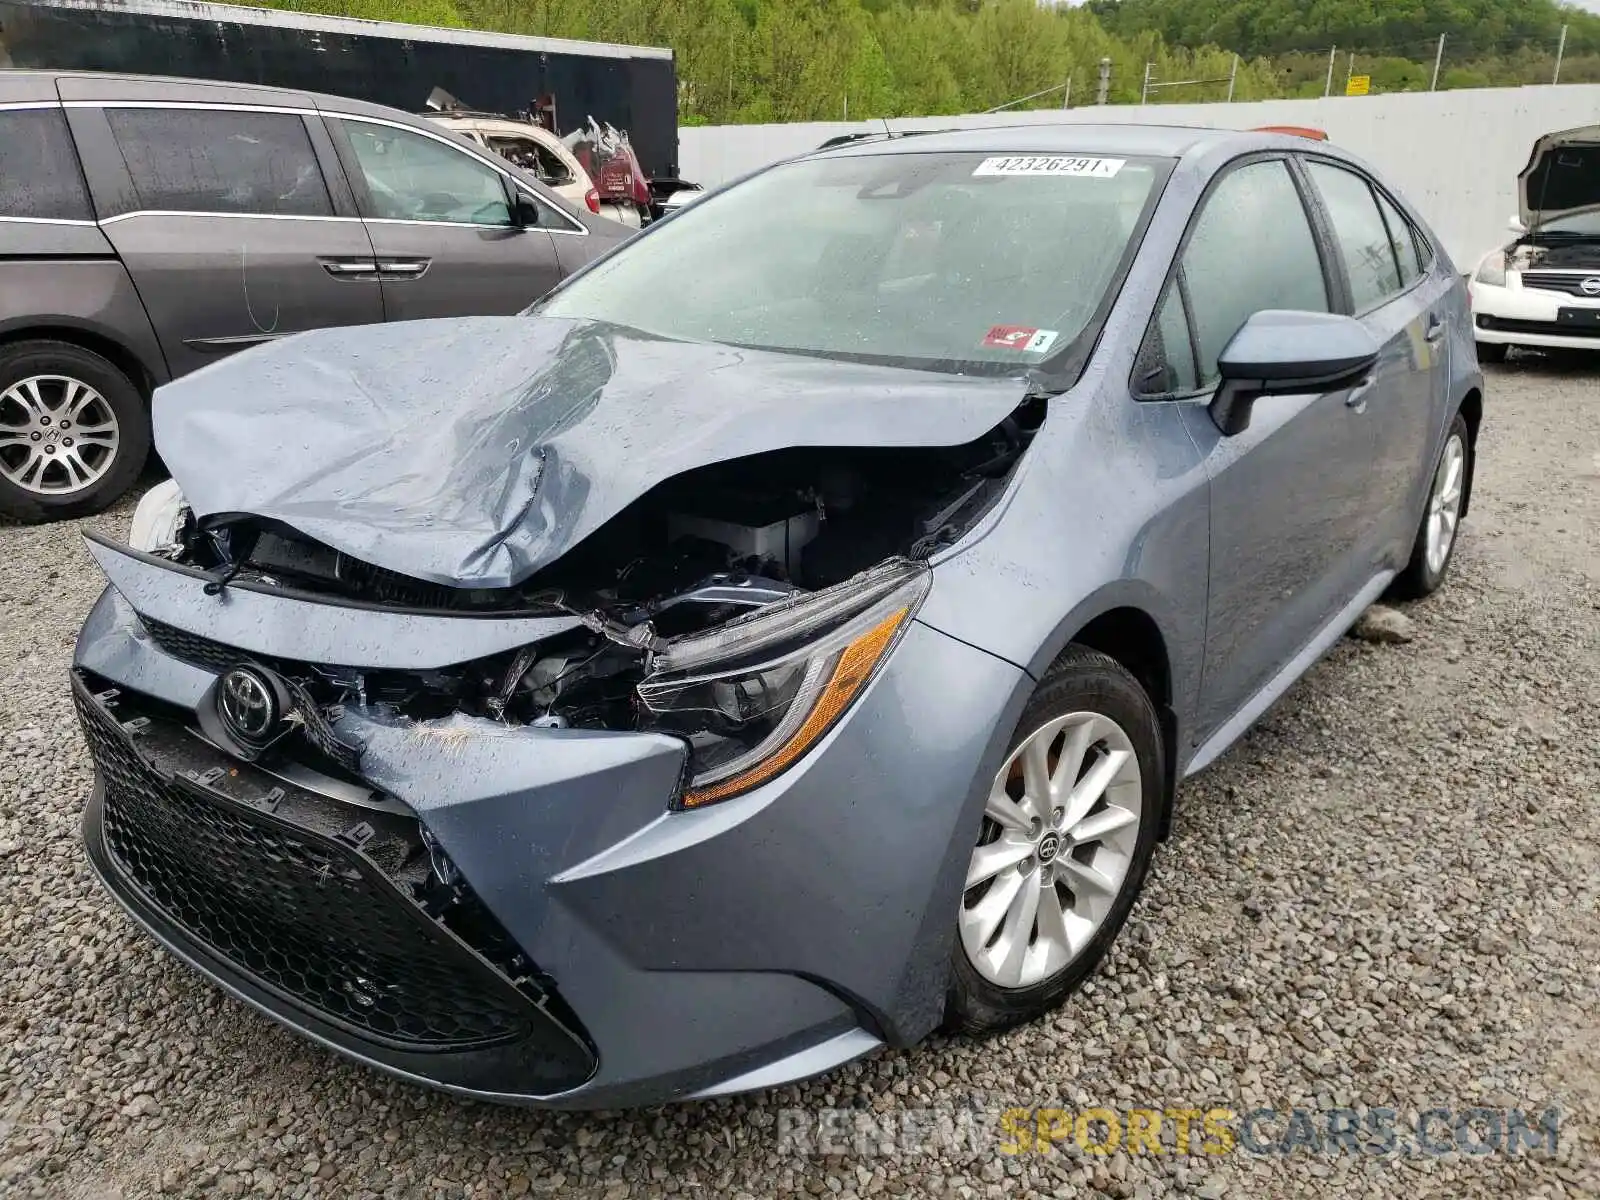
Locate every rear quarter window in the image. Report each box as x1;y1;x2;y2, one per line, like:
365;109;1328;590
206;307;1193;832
106;108;333;218
0;108;93;221
1373;188;1426;286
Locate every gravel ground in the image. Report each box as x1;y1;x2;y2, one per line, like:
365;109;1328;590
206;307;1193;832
2;357;1597;1200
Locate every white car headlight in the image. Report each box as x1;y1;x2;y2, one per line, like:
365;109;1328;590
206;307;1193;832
1474;249;1508;287
128;478;188;553
637;559;931;808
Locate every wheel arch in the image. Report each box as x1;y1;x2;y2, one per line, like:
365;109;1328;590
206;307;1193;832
0;321;165;400
1031;594;1186;839
1457;386;1483;520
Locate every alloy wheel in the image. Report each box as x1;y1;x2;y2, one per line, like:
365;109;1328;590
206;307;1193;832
960;711;1143;989
0;374;121;496
1425;432;1466;575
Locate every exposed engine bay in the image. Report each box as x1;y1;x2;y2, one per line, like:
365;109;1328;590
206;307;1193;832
154;400;1043;748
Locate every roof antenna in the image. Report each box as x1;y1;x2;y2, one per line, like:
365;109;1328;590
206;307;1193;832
880;116;892;138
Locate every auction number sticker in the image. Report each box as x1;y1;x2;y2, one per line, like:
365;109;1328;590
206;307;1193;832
972;155;1125;178
983;326;1060;353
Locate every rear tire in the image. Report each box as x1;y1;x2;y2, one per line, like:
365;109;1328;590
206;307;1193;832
0;340;149;523
1475;341;1508;364
945;645;1164;1036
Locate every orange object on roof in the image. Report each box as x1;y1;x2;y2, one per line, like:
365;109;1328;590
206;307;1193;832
1253;125;1329;140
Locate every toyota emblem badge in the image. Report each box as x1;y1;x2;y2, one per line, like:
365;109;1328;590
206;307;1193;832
219;666;279;743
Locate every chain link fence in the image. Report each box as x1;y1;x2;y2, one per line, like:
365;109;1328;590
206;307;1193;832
1123;27;1593;110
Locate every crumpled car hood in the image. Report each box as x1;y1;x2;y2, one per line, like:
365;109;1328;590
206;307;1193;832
153;316;1030;588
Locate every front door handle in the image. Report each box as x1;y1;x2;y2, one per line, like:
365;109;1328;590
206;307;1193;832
1424;314;1445;344
375;259;431;281
320;258;380;279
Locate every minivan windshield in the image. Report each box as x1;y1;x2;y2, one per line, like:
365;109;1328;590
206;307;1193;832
536;150;1169;375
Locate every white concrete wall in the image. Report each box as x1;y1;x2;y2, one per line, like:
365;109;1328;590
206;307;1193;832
680;85;1600;270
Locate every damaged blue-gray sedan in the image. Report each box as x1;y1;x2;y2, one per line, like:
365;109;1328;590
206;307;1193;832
73;125;1483;1107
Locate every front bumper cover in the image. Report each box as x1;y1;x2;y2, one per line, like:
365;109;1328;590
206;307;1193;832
73;571;1030;1106
1469;277;1600;348
75;673;600;1096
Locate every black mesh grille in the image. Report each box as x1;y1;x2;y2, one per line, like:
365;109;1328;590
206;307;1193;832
1521;271;1600;298
74;676;588;1069
142;617;267;673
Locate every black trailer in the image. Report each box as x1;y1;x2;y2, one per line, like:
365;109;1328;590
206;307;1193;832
0;0;683;179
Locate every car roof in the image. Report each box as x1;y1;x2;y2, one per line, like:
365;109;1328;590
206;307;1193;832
0;67;438;121
4;67;298;94
810;122;1293;163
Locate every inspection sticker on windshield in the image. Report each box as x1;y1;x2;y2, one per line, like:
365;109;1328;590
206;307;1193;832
983;326;1059;353
972;155;1124;178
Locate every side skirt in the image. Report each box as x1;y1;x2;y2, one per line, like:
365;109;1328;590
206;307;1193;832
1182;570;1396;779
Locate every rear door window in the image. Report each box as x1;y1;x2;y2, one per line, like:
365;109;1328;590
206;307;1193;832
0;108;93;221
106;108;333;217
1305;161;1404;311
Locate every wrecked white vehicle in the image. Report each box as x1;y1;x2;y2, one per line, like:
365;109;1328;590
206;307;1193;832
1469;124;1600;360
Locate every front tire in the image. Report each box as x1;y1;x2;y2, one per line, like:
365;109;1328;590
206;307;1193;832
1475;340;1508;364
946;645;1164;1036
0;340;149;522
1389;411;1470;600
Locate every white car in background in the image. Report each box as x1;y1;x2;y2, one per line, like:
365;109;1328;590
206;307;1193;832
657;183;705;214
425;112;641;227
1469;124;1600;361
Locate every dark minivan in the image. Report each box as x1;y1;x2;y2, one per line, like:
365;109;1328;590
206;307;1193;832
0;70;627;521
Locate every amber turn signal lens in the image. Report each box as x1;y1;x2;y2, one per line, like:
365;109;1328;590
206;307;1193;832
680;606;908;808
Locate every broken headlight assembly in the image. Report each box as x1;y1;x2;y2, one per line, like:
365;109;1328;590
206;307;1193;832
1475;249;1508;287
127;478;188;554
638;559;932;808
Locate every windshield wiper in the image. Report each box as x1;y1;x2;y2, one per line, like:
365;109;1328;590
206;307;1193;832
1528;228;1599;239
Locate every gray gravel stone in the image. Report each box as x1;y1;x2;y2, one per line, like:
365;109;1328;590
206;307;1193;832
3;358;1599;1199
1349;604;1416;644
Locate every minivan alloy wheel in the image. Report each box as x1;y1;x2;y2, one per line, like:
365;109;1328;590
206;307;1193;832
0;374;121;495
960;711;1143;989
1425;432;1466;575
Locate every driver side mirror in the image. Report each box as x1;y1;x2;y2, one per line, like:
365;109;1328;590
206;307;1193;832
512;191;543;229
1209;310;1380;437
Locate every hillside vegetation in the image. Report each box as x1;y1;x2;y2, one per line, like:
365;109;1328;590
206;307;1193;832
230;0;1600;123
1086;0;1600;60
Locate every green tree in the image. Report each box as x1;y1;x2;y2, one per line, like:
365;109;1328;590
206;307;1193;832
1087;0;1600;59
235;0;1600;128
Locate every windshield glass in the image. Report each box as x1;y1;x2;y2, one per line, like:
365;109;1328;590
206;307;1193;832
536;150;1168;375
1536;209;1600;236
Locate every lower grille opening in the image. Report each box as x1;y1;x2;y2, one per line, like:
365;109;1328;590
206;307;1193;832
1478;315;1600;339
75;672;596;1090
